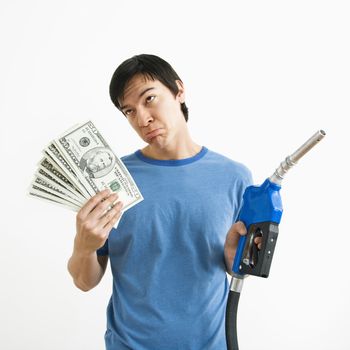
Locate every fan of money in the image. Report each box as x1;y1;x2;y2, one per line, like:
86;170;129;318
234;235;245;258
28;121;143;213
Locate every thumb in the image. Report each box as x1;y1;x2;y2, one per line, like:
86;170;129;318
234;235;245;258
225;221;247;248
235;221;248;236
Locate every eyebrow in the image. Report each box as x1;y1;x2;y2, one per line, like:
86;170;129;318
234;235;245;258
120;87;156;110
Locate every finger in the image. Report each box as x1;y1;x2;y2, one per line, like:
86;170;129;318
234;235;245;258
235;221;248;236
93;193;119;219
78;188;111;219
225;221;247;248
101;205;123;233
254;237;263;250
98;201;123;228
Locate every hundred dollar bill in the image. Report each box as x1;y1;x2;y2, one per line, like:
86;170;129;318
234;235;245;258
44;143;91;198
54;121;143;212
38;158;87;203
29;185;80;211
31;176;84;208
29;191;79;211
35;170;86;205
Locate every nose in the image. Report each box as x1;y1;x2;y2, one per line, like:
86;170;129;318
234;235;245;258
137;107;153;127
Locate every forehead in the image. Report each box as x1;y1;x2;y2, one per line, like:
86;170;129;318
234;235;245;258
120;74;166;105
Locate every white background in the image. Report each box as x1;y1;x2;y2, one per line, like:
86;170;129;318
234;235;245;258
1;1;349;349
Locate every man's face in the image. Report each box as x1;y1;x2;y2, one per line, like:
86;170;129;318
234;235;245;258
118;74;186;149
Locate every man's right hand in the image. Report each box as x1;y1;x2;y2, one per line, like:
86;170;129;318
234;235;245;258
74;189;123;255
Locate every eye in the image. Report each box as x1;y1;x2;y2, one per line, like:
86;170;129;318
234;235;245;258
146;95;155;103
124;109;133;117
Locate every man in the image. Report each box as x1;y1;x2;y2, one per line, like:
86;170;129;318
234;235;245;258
68;54;253;349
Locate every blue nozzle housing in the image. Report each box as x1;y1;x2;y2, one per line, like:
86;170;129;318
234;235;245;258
232;179;283;275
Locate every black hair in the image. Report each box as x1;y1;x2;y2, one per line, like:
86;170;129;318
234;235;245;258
109;54;189;122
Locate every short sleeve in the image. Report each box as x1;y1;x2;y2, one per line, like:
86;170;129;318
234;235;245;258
232;166;254;224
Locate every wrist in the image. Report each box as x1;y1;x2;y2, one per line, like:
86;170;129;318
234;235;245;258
73;239;96;258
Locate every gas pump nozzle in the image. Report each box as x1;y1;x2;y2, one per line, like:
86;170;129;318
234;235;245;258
232;129;326;278
269;130;326;185
226;130;326;350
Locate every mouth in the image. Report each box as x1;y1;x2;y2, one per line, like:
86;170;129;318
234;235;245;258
145;128;163;140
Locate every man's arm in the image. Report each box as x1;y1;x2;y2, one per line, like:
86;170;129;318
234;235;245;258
67;249;108;292
67;188;123;291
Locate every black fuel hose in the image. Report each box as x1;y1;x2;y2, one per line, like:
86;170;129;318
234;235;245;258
225;275;244;350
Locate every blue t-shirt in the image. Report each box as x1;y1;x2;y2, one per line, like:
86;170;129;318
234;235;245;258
97;146;252;350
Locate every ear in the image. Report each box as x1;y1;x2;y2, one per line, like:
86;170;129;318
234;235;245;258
175;80;185;104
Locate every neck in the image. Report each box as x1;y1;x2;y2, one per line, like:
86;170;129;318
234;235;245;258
141;136;202;160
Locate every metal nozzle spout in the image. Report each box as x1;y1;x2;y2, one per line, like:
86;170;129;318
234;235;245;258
269;130;326;185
